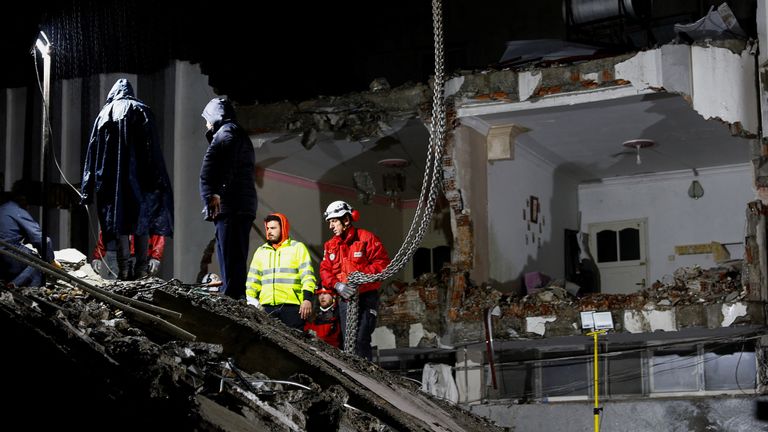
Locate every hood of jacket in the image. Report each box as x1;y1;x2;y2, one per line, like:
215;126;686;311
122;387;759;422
265;212;290;248
105;79;137;104
96;79;146;130
201;98;236;132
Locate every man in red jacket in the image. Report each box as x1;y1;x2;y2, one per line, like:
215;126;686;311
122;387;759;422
319;200;390;360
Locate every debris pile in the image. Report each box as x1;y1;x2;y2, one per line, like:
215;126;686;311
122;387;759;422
371;261;755;342
0;259;503;431
456;262;750;317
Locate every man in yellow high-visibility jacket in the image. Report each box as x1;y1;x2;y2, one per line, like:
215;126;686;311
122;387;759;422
246;212;315;329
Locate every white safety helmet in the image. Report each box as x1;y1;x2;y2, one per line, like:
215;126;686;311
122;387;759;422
324;200;354;221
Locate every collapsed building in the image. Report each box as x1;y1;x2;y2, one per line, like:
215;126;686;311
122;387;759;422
0;246;499;431
3;1;768;431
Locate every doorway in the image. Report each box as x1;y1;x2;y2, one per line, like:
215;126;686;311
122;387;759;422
588;218;648;294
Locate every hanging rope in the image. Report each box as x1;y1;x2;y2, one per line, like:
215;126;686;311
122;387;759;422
345;0;447;353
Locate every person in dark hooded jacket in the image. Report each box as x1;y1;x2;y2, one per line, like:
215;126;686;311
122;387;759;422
81;78;174;280
200;98;257;299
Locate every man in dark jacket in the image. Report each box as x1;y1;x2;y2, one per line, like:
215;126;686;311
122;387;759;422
200;98;257;299
0;182;56;286
80;79;174;280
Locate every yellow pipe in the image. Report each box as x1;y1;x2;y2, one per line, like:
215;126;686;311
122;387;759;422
587;330;606;432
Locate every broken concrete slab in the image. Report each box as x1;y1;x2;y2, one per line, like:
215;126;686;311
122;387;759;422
0;279;503;432
623;309;676;334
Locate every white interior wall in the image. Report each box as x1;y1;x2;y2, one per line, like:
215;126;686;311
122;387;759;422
487;142;580;291
578;164;754;284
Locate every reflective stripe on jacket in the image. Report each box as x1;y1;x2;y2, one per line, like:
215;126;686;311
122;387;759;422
246;239;316;306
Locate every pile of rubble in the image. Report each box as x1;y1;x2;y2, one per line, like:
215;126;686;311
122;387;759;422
329;258;753;346
0;257;503;431
500;261;748;316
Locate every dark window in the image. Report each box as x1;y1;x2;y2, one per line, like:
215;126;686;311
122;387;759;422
619;228;640;261
413;247;431;279
432;245;450;273
608;352;643;395
413;245;450;279
498;364;532;399
596;230;617;263
541;358;589;397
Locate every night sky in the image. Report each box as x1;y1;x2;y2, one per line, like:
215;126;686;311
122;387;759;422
1;0;568;104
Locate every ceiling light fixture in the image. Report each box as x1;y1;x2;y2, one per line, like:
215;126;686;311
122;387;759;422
688;180;704;200
622;139;655;165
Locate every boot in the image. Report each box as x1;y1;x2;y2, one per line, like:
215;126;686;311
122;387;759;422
134;263;148;280
133;235;150;279
117;235;132;280
117;260;131;281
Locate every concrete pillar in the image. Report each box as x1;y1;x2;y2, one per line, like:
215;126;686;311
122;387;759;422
755;0;768;303
4;88;26;190
58;79;82;248
172;61;219;283
451;121;494;284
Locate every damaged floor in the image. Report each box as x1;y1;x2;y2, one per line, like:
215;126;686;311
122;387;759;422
0;260;501;432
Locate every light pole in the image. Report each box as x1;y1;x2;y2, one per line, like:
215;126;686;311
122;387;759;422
35;31;52;279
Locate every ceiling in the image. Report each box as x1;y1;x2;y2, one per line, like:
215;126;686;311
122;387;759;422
476;92;753;182
256;91;753;198
254;118;430;201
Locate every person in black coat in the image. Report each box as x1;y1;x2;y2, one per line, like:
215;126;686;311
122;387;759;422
0;182;56;286
81;79;174;280
200;98;257;299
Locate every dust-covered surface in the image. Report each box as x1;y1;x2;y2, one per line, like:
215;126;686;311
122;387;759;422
0;271;504;432
372;260;764;345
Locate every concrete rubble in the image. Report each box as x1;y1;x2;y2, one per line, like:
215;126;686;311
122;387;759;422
0;259;503;432
377;260;760;345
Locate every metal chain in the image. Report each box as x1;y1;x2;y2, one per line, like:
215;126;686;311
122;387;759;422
343;295;360;353
348;0;446;288
344;0;445;354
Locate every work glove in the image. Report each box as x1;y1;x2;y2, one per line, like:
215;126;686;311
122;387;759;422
148;258;161;275
334;281;357;300
246;296;261;309
91;259;105;275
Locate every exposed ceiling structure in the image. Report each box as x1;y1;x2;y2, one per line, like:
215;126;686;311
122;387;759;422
254;118;430;201
256;91;752;195
471;92;752;182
